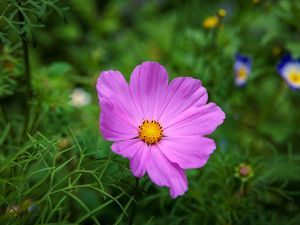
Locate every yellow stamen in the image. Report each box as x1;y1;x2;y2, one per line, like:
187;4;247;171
138;120;163;145
237;67;248;80
288;71;300;85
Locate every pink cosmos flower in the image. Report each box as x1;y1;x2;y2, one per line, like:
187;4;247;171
96;62;225;198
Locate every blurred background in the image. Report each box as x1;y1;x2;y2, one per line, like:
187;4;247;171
1;0;300;224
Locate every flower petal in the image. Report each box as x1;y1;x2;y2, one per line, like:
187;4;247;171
146;145;188;198
164;102;225;136
97;70;142;126
112;139;149;177
277;54;292;77
129;61;169;120
100;101;138;141
97;71;142;141
158;136;216;169
157;77;208;125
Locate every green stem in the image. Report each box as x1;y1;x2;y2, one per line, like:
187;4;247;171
239;181;245;196
128;178;140;225
260;81;287;123
0;3;12;22
0;101;16;140
0;101;8;123
18;9;33;138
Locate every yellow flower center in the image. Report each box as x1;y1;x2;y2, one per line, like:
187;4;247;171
237;67;248;80
138;120;163;145
288;71;300;85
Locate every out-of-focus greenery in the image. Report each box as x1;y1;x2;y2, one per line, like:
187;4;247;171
1;0;300;224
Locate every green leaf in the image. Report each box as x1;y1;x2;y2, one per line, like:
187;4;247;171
48;62;72;76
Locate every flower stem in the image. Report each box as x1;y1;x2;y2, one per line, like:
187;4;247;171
239;181;245;196
0;101;8;124
260;80;287;123
128;178;140;225
18;9;33;138
0;102;16;141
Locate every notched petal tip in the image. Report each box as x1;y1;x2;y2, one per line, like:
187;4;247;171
170;176;188;199
96;70;126;101
170;188;187;199
96;70;120;87
96;70;115;84
129;61;169;119
214;106;226;131
139;61;165;67
131;61;169;77
219;105;226;121
203;102;226;128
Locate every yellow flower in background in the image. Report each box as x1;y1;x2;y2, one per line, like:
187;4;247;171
203;8;226;30
203;16;219;29
218;8;227;17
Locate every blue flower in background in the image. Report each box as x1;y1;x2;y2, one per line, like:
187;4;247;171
234;54;251;87
277;54;300;90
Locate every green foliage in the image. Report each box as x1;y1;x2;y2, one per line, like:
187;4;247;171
0;0;68;44
0;131;135;224
0;44;22;97
1;0;300;224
